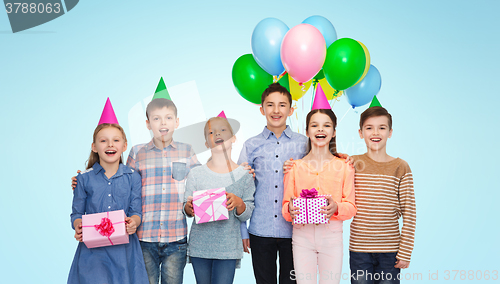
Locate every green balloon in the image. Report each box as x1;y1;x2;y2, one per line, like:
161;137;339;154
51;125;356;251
313;69;325;81
232;54;273;104
277;74;290;92
323;38;366;90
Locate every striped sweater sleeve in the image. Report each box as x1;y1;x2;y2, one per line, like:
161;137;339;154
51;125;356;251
396;164;416;261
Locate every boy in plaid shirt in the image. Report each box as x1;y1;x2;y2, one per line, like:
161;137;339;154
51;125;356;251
127;98;200;284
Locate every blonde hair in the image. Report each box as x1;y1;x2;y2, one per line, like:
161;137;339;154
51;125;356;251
86;123;127;169
203;117;234;142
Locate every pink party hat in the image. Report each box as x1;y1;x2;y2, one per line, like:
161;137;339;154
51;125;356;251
217;111;227;119
98;97;119;125
311;83;331;110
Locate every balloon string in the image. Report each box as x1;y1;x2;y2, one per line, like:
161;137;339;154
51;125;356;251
339;107;351;124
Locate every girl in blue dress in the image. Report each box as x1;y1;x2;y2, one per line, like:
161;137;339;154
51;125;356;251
68;122;149;284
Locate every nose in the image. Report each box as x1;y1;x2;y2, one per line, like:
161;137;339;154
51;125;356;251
273;105;279;113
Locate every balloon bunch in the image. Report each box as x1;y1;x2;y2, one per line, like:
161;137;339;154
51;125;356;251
232;16;383;132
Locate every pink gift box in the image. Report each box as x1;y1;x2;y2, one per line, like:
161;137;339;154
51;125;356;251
293;189;329;224
82;210;129;249
193;188;229;224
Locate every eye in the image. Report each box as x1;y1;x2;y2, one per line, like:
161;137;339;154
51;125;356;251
380;127;386;130
114;139;120;142
209;131;213;135
154;117;159;121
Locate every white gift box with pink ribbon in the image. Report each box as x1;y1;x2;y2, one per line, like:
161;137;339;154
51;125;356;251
292;188;330;224
82;209;129;249
193;188;229;224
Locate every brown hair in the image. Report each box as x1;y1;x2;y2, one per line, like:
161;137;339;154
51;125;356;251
146;98;177;120
305;109;338;156
359;106;392;130
261;82;292;106
86;123;127;169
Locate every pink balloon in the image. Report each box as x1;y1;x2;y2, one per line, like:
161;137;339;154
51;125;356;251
280;24;326;83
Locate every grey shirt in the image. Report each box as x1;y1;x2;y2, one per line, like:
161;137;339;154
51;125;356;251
184;165;255;264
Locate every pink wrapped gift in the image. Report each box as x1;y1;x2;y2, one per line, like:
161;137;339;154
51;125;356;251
292;188;329;224
82;209;129;249
193;188;229;224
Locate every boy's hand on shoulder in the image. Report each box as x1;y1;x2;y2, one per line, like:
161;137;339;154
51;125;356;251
321;196;338;219
71;170;81;190
242;238;250;253
240;162;255;179
185;197;194;217
337;153;354;166
283;158;294;174
395;259;410;269
289;197;300;222
226;193;244;211
74;220;83;242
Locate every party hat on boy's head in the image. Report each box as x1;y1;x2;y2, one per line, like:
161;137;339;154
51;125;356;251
98;97;119;125
152;77;171;100
311;83;331;110
217;111;227;119
369;95;382;108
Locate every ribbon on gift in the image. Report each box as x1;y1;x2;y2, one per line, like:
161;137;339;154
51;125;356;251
298;188;323;223
82;211;126;245
300;188;318;198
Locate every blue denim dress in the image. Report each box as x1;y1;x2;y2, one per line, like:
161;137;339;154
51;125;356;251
68;163;148;284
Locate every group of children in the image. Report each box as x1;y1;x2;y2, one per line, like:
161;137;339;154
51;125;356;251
68;82;416;284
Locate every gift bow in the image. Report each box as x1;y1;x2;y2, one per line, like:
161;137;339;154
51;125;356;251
95;217;115;237
300;188;318;198
83;211;125;245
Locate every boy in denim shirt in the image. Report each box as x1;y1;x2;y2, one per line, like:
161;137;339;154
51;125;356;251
238;83;307;284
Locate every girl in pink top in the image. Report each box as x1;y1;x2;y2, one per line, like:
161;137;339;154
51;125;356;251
282;108;356;284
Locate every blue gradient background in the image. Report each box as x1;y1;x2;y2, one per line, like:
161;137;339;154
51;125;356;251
1;1;499;283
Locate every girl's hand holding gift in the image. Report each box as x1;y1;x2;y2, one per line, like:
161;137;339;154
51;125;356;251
74;219;83;242
226;193;245;214
184;196;194;217
125;215;141;235
288;197;300;222
320;195;338;219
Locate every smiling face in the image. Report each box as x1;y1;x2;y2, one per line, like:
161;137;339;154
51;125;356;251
204;118;235;150
146;106;179;147
359;115;393;153
306;112;336;148
260;91;294;134
92;126;127;168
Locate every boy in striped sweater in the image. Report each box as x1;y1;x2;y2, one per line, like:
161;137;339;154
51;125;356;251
350;106;416;283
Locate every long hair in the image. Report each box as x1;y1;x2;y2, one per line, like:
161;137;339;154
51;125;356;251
305;109;338;156
86;123;127;169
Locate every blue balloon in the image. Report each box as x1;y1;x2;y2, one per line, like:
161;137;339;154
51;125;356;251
344;65;382;108
251;18;289;76
302;15;337;47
